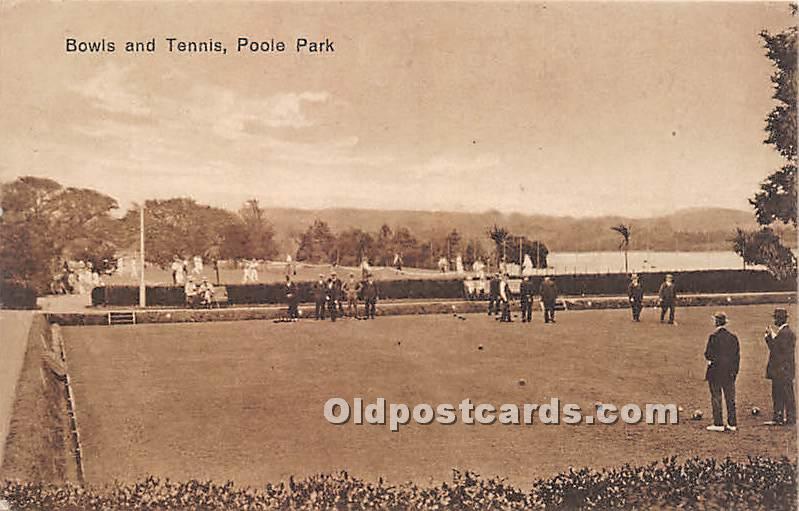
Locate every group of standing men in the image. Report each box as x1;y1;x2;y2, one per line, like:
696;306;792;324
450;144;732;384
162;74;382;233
703;307;795;431
487;274;560;324
627;273;678;324
303;272;380;321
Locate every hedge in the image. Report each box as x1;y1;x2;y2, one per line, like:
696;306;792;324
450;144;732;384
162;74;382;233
1;456;796;510
92;278;466;307
91;270;796;307
0;280;38;310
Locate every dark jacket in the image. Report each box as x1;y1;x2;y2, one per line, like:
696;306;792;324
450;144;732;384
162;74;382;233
539;280;558;305
489;277;500;297
286;282;298;305
361;281;378;301
520;280;535;300
312;280;327;302
704;327;740;382
327;278;342;301
658;282;676;304
628;283;644;303
766;325;796;381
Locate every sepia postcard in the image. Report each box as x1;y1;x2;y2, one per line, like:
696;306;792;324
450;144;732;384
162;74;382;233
0;1;797;509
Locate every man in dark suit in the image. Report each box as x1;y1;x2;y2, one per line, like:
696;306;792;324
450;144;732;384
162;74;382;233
764;307;796;426
285;275;299;320
498;274;513;322
704;312;739;432
312;274;327;320
326;272;342;322
658;274;677;324
487;273;500;316
520;276;534;323
627;273;644;322
539;277;558;324
361;274;379;320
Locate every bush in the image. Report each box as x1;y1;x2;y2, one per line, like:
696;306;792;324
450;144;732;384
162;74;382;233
0;280;38;310
90;270;796;307
0;456;795;510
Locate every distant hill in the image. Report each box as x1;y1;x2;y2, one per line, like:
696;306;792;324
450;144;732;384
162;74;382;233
260;206;794;255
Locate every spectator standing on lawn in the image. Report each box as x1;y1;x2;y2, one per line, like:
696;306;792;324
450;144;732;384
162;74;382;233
361;274;379;320
763;308;796;426
312;274;327;320
704;312;739;432
360;258;371;280
285;275;299;320
171;255;182;285
343;273;361;318
520;275;534;323
193;255;203;275
499;273;513;322
658;274;677;324
628;273;644;322
488;272;500;316
328;271;343;320
539;276;559;324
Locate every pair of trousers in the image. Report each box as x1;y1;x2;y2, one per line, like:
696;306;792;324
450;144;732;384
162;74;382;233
544;306;556;323
660;303;675;323
520;298;532;322
772;378;796;423
487;296;498;315
347;297;358;317
315;301;326;320
708;379;736;426
327;300;338;321
631;301;642;321
364;298;376;319
500;300;511;322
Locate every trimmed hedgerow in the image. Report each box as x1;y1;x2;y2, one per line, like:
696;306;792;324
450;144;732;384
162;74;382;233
1;456;795;510
91;269;794;307
0;280;38;310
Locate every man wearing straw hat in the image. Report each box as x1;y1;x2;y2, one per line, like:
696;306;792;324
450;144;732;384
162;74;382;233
703;312;739;432
763;307;795;426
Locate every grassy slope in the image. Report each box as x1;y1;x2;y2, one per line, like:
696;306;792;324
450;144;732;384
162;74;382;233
0;314;72;482
64;304;795;488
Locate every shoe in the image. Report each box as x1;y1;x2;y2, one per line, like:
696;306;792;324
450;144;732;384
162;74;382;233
762;419;784;426
726;425;737;432
706;425;725;432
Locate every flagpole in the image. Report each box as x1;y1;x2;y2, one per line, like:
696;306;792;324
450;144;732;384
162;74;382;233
139;204;146;307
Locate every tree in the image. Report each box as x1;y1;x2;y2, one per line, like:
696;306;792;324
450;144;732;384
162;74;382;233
334;228;375;266
445;229;461;261
488;225;510;264
237;199;278;260
0;177;120;292
610;224;631;273
122;198;239;267
741;15;798;279
295;220;336;263
732;227;797;280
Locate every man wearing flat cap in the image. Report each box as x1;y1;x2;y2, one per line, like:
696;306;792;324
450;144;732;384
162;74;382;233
312;274;327;320
658;274;677;324
764;307;795;426
703;312;739;432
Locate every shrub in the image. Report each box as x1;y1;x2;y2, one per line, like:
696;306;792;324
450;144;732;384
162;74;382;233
90;270;795;307
0;457;795;510
0;280;38;310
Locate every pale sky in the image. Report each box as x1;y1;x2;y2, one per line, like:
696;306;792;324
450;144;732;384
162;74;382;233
0;1;793;217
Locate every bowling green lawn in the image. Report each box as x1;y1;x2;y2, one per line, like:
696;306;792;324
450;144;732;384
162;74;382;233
63;303;796;488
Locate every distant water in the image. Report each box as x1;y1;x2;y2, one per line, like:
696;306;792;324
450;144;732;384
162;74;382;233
546;251;757;274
